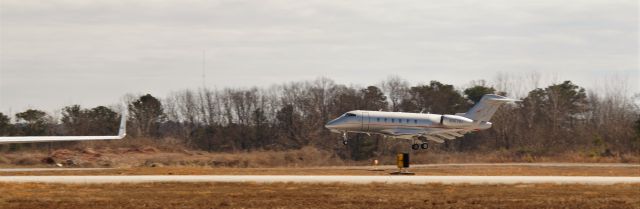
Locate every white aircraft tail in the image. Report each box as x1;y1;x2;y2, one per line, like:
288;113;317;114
463;94;519;122
0;104;128;144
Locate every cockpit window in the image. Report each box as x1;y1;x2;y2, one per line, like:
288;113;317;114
345;113;356;117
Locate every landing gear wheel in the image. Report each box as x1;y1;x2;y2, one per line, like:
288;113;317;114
342;140;348;145
420;143;429;149
411;144;420;150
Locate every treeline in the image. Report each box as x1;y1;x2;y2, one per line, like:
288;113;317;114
1;76;639;159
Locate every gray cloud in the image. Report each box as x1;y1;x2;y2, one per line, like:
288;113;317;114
1;0;637;113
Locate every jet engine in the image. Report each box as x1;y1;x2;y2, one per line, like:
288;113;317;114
440;115;474;128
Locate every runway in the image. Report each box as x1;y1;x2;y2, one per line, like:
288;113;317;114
0;175;639;185
0;163;636;173
409;163;640;168
321;163;640;170
0;168;111;172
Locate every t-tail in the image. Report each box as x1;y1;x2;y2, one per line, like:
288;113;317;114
462;94;520;122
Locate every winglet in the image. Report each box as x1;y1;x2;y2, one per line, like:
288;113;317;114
117;104;127;139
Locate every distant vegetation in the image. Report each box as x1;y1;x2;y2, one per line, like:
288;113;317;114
1;75;638;161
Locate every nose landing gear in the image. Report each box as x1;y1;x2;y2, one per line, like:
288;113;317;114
341;132;348;145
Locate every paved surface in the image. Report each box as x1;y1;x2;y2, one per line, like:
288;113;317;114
305;163;640;170
412;163;640;168
0;168;111;172
0;175;639;185
1;163;636;173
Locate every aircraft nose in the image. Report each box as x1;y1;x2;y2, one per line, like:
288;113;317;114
325;119;340;129
325;121;337;129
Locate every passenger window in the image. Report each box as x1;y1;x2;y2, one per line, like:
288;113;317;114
384;118;387;122
391;119;394;123
377;118;380;122
414;119;418;124
406;119;410;123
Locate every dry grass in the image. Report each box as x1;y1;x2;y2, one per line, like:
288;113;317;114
0;182;637;209
0;146;348;168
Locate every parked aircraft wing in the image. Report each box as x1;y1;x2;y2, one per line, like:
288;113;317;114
0;105;127;144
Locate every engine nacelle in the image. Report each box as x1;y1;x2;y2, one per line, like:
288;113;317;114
440;115;474;128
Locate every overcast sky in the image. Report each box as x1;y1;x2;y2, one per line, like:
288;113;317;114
1;0;638;114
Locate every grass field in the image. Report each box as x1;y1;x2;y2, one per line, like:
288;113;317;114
1;164;638;176
2;145;638;169
0;182;638;209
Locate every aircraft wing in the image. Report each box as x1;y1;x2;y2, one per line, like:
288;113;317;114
381;128;471;143
380;128;423;139
424;129;471;143
0;105;127;144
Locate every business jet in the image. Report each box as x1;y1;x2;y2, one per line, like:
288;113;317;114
0;105;127;144
325;94;519;150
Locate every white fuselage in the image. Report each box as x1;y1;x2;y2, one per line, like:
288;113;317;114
325;110;491;139
326;95;517;144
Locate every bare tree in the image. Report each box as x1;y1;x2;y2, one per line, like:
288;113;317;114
380;75;409;111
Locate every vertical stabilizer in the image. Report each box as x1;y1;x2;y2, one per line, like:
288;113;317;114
464;94;519;122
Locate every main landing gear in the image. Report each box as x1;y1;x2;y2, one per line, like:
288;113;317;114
411;141;429;150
